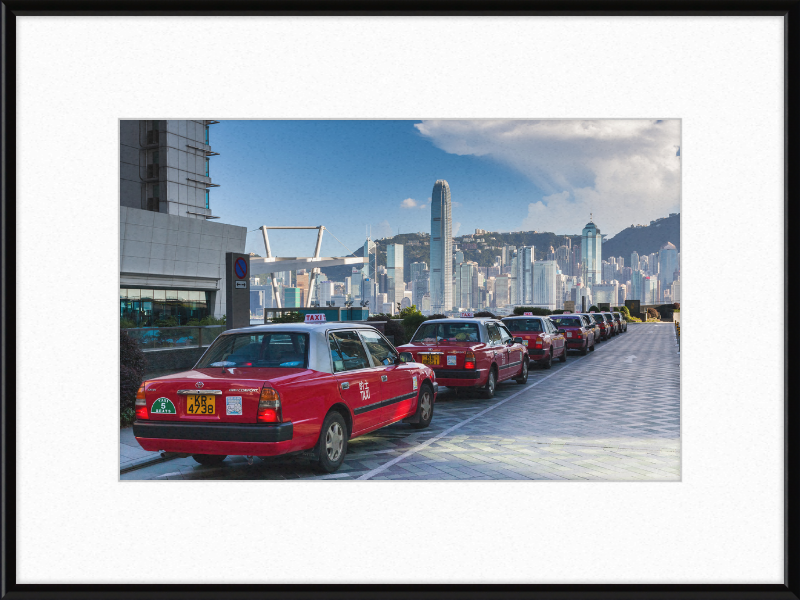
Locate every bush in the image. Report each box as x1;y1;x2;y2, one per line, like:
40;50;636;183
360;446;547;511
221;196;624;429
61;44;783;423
513;307;552;316
189;315;226;326
626;315;642;323
120;331;146;427
427;314;449;320
120;317;137;329
474;311;497;318
646;307;661;321
588;305;600;313
551;309;566;315
397;305;427;342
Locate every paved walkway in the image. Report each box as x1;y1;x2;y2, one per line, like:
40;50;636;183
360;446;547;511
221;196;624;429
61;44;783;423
122;323;680;481
120;426;163;470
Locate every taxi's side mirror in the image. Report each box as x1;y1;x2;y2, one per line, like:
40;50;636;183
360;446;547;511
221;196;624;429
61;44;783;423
513;337;523;345
396;352;414;364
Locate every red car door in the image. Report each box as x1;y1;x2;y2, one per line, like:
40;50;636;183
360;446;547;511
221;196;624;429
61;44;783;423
486;323;507;378
328;330;385;434
497;323;524;378
358;328;417;424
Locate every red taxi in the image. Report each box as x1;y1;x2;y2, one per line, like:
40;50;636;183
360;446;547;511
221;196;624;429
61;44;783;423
602;312;619;336
501;315;567;369
587;312;613;340
396;318;528;399
132;322;437;473
549;313;596;355
612;311;628;333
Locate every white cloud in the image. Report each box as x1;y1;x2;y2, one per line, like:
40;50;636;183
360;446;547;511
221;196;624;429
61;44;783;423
452;221;462;237
415;119;680;237
372;220;394;239
400;198;419;209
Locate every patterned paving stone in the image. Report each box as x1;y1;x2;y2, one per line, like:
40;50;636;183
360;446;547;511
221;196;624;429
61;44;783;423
125;323;679;481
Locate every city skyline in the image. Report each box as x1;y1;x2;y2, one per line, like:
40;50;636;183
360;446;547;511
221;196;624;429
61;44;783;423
202;120;680;258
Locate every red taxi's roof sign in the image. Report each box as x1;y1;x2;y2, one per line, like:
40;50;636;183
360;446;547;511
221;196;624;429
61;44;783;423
523;312;533;316
304;313;326;323
460;312;474;318
564;310;571;313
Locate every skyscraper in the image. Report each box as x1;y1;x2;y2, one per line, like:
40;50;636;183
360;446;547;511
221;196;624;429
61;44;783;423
386;244;404;310
658;242;678;302
516;246;534;304
430;180;453;313
581;216;602;288
533;260;558;309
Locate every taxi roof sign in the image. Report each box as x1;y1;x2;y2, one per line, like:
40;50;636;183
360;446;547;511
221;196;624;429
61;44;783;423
523;312;533;316
304;313;326;323
460;312;475;318
564;310;571;313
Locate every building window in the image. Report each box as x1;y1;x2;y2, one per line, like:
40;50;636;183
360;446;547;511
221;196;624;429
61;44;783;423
204;124;209;144
120;288;211;327
205;157;209;176
205;189;209;209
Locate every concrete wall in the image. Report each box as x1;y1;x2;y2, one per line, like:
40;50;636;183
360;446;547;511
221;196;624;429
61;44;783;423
120;207;247;317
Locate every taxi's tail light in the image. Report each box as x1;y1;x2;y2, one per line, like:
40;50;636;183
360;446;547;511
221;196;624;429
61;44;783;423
464;352;476;370
535;334;544;347
135;384;148;420
258;385;282;423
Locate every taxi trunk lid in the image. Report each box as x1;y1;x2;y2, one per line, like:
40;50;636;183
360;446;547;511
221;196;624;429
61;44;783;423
405;341;485;369
143;368;301;423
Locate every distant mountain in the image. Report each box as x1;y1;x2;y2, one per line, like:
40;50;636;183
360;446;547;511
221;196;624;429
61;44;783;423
601;213;680;261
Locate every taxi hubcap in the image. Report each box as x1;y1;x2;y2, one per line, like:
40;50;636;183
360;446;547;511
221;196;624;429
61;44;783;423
522;362;527;377
489;373;495;392
325;422;343;461
420;392;431;421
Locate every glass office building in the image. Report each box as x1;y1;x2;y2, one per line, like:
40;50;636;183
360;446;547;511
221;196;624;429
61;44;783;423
430;180;453;313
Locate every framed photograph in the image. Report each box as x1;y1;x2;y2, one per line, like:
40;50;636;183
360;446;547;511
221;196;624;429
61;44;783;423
3;2;792;598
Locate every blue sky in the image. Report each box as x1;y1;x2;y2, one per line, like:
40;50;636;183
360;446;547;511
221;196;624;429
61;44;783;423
208;120;680;258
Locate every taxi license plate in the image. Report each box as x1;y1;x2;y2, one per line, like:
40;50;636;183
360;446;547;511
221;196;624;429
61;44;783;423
186;395;216;415
420;354;441;366
567;332;573;338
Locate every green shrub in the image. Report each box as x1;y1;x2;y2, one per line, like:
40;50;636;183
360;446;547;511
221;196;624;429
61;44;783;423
120;331;147;427
427;314;449;320
398;305;427;342
474;311;497;318
588;305;600;313
551;309;566;314
625;315;642;323
646;307;661;321
513;307;552;316
120;318;136;329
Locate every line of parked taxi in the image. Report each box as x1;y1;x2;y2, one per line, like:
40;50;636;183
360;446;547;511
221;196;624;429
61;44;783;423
130;311;626;473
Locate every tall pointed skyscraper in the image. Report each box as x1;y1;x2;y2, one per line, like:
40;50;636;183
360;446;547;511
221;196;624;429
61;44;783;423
430;180;453;313
581;215;602;288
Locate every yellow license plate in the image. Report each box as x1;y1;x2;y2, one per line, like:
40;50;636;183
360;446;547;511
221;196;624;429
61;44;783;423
186;395;216;415
420;354;441;366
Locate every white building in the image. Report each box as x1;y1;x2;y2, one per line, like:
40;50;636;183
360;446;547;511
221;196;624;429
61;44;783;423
533;260;558;310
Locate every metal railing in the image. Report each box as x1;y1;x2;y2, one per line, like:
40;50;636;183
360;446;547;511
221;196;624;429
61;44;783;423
122;325;224;352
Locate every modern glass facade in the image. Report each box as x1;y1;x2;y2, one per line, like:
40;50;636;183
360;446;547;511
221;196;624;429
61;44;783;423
120;288;211;327
658;242;678;302
517;246;534;304
533;260;558;308
386;244;404;309
430;180;453;313
581;220;602;288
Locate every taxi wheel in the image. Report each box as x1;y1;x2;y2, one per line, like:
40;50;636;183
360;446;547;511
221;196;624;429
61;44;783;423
482;369;497;399
589;341;596;351
580;341;589;356
192;454;227;465
543;350;553;369
559;346;567;362
411;384;434;429
515;358;529;384
316;411;348;473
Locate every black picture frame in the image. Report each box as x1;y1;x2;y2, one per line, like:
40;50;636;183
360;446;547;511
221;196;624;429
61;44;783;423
1;1;794;599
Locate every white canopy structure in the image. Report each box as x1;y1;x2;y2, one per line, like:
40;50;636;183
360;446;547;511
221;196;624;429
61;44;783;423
253;225;367;308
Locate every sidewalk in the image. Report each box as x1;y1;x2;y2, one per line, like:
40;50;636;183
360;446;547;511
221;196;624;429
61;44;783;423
120;426;164;472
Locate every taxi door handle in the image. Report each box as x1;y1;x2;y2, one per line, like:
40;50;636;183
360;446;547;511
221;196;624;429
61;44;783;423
341;382;350;390
381;375;388;382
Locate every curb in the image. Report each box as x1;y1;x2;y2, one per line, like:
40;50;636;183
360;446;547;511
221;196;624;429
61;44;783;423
120;453;178;475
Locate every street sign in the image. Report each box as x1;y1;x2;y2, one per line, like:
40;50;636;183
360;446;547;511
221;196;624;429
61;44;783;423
460;312;474;318
234;257;248;279
305;314;327;323
235;281;246;289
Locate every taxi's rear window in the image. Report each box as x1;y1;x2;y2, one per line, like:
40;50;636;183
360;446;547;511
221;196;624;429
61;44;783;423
551;317;582;327
196;332;308;368
412;322;480;343
592;314;605;323
502;319;543;333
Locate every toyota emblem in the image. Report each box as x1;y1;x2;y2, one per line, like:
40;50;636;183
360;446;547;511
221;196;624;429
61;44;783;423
195;382;204;388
